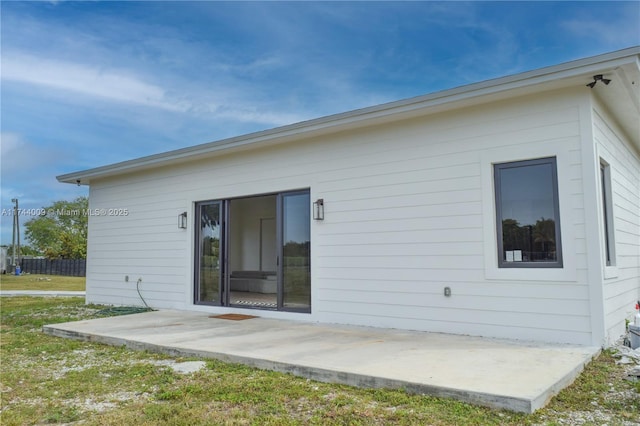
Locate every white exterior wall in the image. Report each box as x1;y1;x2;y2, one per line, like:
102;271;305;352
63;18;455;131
86;87;597;345
592;100;640;345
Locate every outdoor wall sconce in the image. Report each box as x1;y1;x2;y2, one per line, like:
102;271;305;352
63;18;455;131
313;199;324;221
178;212;187;229
586;74;611;88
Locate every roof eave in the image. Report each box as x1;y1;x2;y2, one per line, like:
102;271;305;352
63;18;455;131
58;46;640;185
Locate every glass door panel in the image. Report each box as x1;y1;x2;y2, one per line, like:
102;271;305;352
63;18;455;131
196;202;222;304
281;192;311;311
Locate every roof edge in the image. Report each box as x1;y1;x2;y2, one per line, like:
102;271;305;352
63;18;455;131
58;46;640;185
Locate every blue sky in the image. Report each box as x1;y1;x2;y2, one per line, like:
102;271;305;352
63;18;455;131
1;1;639;245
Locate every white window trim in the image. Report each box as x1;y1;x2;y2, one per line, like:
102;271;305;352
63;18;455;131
481;142;576;282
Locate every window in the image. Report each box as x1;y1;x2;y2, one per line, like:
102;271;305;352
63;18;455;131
600;160;615;266
494;157;562;268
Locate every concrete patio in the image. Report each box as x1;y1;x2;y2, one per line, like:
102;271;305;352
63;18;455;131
43;309;600;413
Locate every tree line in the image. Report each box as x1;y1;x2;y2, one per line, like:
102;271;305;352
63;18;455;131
5;197;88;259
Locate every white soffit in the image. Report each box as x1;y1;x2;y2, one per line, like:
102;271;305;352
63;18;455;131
594;60;640;145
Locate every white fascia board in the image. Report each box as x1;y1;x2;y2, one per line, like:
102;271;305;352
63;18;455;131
58;47;640;185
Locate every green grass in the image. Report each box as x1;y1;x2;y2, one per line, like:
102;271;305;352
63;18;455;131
1;297;638;425
0;274;85;291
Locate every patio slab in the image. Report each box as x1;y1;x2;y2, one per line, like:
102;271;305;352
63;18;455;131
43;309;599;413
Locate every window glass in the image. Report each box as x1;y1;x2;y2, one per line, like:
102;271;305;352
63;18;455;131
494;157;562;268
282;192;311;310
196;202;222;304
600;161;615;266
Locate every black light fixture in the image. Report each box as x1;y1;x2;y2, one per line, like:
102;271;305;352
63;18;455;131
313;199;324;221
178;212;187;229
586;74;611;88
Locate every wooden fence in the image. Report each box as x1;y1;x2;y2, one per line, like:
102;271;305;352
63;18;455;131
20;258;86;277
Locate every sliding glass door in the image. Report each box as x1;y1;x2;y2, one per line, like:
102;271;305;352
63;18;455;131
194;189;310;313
280;191;311;311
195;201;222;305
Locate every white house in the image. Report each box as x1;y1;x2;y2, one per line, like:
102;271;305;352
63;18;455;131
58;47;640;347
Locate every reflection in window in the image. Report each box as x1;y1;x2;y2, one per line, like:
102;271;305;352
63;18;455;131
494;157;562;268
196;202;222;304
600;160;615;266
282;192;311;311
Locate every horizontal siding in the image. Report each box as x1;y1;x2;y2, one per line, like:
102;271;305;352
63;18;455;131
319;93;590;344
319;268;485;283
321;279;590;299
320;242;485;257
86;88;593;344
318;291;589;318
321;227;483;244
317;298;589;326
319;255;485;270
316;312;591;345
593;106;640;345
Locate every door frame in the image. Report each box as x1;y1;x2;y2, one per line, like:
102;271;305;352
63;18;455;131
193;200;225;307
194;189;311;313
276;190;312;313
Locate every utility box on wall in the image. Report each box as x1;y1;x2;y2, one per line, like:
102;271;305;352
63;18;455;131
629;324;640;350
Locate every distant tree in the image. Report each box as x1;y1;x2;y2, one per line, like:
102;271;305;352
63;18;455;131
283;240;310;257
2;244;41;257
24;197;88;259
533;217;557;260
501;217;557;261
501;218;522;251
533;217;556;245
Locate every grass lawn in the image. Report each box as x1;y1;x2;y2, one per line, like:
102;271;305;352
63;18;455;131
0;274;85;291
1;297;638;425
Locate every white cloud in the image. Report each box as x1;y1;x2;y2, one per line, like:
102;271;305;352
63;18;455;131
0;132;61;186
1;51;318;129
560;3;640;47
2;53;188;112
1;133;33;177
0;132;22;155
563;19;640;46
215;107;309;128
0;132;70;185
